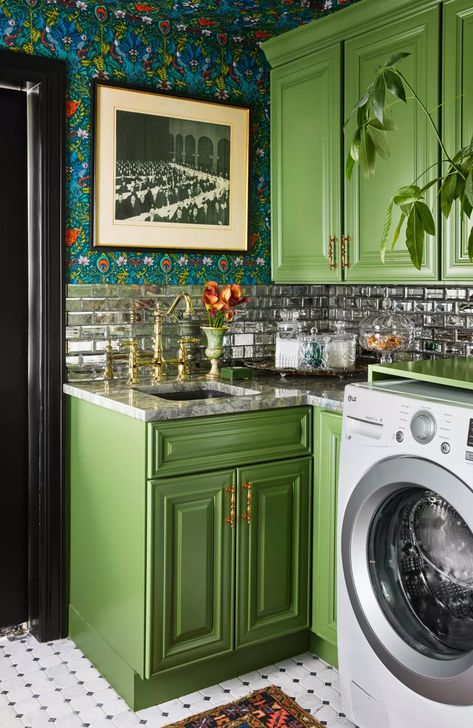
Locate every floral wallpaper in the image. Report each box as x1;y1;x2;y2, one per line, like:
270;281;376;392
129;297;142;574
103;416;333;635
0;0;357;285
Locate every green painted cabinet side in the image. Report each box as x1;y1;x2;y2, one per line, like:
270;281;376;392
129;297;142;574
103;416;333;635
68;397;147;677
236;458;311;647
344;7;439;282
312;409;342;651
148;407;311;478
442;0;473;281
146;471;235;676
270;45;342;283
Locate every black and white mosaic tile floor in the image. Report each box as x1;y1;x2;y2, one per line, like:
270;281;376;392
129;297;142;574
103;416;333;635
0;634;355;728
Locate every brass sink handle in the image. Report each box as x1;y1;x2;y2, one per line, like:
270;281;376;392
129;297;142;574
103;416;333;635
225;485;236;528
104;338;130;381
176;337;200;382
241;482;252;523
104;339;116;381
120;339;140;385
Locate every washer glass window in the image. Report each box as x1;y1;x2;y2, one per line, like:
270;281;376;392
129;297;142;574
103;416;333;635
368;487;473;659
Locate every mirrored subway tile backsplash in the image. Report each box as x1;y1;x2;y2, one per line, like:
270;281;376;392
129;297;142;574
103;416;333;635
65;284;473;381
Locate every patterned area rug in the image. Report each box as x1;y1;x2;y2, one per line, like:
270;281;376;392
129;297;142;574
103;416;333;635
166;685;322;727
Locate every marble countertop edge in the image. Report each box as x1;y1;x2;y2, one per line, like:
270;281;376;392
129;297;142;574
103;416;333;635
63;375;361;422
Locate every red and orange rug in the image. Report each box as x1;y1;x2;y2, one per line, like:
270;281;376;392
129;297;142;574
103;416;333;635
166;685;322;728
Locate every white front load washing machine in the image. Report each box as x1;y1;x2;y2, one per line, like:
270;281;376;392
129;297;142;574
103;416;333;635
338;379;473;728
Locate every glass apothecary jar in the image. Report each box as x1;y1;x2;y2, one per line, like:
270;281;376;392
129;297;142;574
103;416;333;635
275;310;305;369
325;321;357;370
298;328;329;372
360;294;414;364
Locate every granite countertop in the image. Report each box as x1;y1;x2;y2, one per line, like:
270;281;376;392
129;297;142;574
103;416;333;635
64;371;367;422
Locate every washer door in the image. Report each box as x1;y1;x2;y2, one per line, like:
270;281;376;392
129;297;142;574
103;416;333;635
342;456;473;705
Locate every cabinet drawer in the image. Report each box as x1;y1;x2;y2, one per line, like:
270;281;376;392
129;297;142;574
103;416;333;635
147;407;312;478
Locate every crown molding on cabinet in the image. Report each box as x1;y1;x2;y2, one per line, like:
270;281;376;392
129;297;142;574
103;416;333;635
261;0;443;67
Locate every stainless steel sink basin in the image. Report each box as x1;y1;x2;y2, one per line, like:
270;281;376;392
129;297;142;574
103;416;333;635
134;382;260;402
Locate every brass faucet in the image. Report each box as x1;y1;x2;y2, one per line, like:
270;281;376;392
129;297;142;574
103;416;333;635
151;292;194;383
104;293;197;384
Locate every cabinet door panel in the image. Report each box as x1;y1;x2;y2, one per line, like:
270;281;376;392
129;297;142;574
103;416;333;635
344;8;439;282
271;45;342;283
312;410;341;648
237;458;311;646
442;0;473;280
147;471;235;675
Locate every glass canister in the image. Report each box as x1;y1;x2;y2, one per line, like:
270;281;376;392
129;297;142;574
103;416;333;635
298;327;329;372
275;310;304;369
325;321;357;370
360;293;414;364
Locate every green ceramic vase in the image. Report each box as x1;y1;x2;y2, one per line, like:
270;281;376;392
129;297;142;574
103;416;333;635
201;326;228;380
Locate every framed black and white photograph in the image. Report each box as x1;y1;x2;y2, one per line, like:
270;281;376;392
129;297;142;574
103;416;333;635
92;82;250;251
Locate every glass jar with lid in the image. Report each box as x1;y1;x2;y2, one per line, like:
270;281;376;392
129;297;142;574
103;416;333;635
360;293;414;363
325;321;357;370
298;327;329;372
275;310;305;369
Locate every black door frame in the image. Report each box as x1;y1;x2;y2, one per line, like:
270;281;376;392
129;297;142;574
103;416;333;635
0;50;66;641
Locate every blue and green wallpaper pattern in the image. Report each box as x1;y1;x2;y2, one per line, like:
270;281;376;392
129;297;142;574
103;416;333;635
0;0;356;284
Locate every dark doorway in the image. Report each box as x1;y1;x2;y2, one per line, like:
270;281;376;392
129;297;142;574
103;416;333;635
0;51;66;642
0;88;28;629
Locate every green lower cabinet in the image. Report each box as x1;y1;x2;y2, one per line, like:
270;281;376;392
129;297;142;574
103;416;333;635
68;400;313;709
311;409;342;667
146;470;236;676
237;458;311;646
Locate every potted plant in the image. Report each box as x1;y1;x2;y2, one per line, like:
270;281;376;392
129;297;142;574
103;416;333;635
346;52;473;269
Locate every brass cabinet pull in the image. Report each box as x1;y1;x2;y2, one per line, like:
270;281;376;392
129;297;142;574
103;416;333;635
241;482;252;523
328;235;337;270
341;235;351;269
225;486;236;528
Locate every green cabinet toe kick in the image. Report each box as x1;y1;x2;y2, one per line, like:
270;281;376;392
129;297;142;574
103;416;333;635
70;605;311;711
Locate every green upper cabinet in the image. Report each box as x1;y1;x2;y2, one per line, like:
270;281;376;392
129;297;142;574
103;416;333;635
236;458;311;646
270;45;342;283
263;0;473;284
442;0;473;281
344;7;440;282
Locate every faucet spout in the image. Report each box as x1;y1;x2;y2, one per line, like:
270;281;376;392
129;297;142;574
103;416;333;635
165;292;194;319
151;292;195;383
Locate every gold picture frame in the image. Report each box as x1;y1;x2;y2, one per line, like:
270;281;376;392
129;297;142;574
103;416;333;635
92;82;250;251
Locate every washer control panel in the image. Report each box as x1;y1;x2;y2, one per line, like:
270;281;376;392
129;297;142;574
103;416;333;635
410;410;437;444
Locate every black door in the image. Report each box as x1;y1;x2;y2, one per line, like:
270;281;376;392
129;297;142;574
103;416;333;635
0;87;28;629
